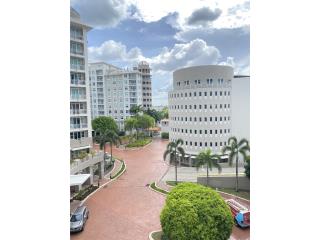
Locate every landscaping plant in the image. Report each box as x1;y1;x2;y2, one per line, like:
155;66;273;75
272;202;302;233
160;183;233;240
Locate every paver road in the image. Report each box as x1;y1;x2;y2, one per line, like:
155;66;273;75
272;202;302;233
71;139;249;240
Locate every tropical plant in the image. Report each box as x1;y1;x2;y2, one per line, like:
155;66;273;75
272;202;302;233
105;130;121;163
222;137;250;192
136;114;155;137
129;104;143;115
160;182;233;240
163;139;185;184
124;117;138;142
195;149;222;186
92;116;119;161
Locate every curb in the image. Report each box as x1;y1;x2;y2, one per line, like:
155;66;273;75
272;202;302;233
149;182;168;196
79;159;127;206
148;230;162;240
216;190;250;203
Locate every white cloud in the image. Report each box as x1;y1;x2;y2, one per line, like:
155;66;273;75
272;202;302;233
88;40;146;65
89;38;221;74
150;39;221;73
71;0;131;28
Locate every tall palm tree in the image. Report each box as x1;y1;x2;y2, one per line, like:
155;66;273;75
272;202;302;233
105;130;121;164
222;137;250;192
195;149;222;186
163;139;185;184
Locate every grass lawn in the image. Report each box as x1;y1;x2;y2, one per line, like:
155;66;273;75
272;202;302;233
165;181;182;186
216;188;250;200
151;231;163;240
166;181;250;200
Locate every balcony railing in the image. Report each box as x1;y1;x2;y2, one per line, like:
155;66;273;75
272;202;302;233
70;64;85;71
70;123;88;129
71;80;86;85
70;109;87;115
70;50;84;56
70;95;87;101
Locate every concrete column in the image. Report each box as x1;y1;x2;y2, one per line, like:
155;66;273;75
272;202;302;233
89;166;94;184
99;160;105;179
188;155;192;166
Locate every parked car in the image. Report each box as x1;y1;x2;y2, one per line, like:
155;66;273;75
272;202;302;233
70;206;89;233
225;199;250;228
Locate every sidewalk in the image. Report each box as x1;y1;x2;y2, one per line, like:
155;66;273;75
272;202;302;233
70;159;123;214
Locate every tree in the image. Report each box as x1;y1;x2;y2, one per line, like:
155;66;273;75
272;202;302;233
161;106;169;119
92;116;119;160
92;116;118;133
163;139;185;184
244;155;250;179
105;130;121;164
129;105;143;115
124;117;138;142
160;183;233;240
222;137;250;192
136;114;155;137
195;149;222;186
145;108;162;123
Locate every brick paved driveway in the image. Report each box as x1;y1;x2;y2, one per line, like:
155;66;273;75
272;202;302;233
71;138;249;240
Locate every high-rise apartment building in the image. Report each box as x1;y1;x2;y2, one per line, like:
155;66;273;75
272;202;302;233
168;65;233;166
70;8;92;157
89;62;146;130
134;61;152;110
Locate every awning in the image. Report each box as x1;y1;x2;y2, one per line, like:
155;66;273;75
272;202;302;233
70;174;90;186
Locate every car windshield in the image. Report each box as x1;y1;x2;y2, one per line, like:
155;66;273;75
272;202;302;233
70;214;82;222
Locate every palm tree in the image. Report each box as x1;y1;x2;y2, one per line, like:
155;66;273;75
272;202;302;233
124;117;138;142
195;149;222;186
222;137;250;192
105;130;121;164
163;139;185;185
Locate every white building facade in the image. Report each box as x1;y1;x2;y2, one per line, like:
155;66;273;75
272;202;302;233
168;65;233;166
89;62;144;130
70;8;92;157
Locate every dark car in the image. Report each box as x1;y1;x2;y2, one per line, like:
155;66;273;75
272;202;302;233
70;206;89;233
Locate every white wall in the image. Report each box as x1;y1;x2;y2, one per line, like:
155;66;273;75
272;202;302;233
232;76;250;141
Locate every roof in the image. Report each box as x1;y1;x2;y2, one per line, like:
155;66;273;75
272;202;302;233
70;174;90;186
73;206;87;214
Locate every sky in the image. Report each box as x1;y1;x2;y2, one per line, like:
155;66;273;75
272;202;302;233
71;0;250;106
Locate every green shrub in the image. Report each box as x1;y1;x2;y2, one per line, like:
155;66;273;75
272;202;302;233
126;137;151;148
160;182;233;240
73;185;98;201
161;132;169;139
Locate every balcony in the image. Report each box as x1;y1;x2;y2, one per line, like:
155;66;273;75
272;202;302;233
71;80;86;86
70;109;87;115
70;123;88;129
70;50;84;56
70;64;85;71
70;95;87;101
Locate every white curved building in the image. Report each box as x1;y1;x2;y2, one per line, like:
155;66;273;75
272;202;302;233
168;65;233;166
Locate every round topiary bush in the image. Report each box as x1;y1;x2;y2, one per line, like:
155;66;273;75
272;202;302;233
160;182;233;240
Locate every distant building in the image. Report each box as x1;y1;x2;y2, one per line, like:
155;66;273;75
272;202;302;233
70;8;92;158
153;105;167;111
89;62;152;130
160;119;170;133
134;61;152;110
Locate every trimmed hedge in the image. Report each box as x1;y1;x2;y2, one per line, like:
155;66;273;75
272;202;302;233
73;185;98;201
126;137;151;148
160;183;233;240
161;132;169;139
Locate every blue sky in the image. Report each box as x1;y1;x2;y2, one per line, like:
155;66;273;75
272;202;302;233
71;0;250;106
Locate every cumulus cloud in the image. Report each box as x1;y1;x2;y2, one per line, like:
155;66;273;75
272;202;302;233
228;1;250;15
150;39;220;73
88;40;146;64
187;7;222;26
89;38;221;74
71;0;131;28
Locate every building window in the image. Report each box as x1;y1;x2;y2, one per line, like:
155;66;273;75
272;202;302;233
195;142;198;146
199;92;202;96
210;142;213;147
210;91;213;96
204;105;207;109
210;130;212;134
190;141;192;146
215;130;218;134
215;91;218;96
205;142;207;147
204;92;207;96
194;105;197;109
195;130;197;134
205;130;207;134
215;142;218;147
199;130;202;134
200;142;202;147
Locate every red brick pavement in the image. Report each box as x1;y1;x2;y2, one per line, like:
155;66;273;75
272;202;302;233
71;139;249;240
